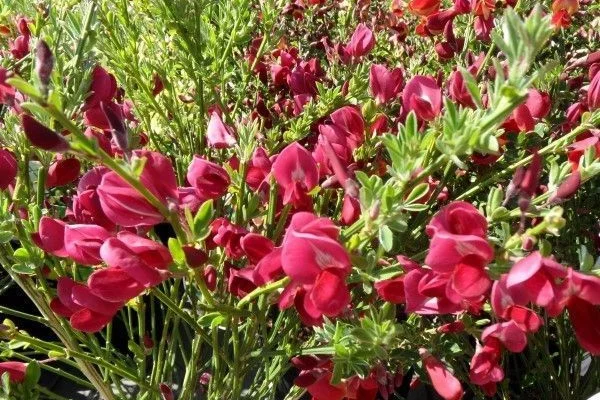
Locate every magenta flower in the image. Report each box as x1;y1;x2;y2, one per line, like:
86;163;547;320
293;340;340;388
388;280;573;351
588;70;600;110
481;321;528;353
64;224;111;266
32;217;68;258
97;151;178;227
186;156;231;200
345;23;375;59
503;89;551;133
240;233;274;264
369;64;403;105
0;148;17;190
50;277;123;333
21;114;70;152
272;142;319;208
402;76;442;121
46;157;81;188
206;112;236;148
0;362;27;383
84;66;117;110
419;349;464;400
210;218;248;259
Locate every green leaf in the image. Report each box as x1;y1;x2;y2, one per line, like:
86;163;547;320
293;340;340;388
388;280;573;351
13;248;30;262
24;361;41;388
405;183;430;204
5;77;42;100
193;200;213;239
167;238;185;265
11;263;36;275
0;232;13;243
378;225;394;252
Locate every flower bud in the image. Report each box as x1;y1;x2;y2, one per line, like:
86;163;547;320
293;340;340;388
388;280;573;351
35;40;54;91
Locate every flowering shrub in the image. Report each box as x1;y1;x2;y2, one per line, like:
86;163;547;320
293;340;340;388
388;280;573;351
0;0;600;399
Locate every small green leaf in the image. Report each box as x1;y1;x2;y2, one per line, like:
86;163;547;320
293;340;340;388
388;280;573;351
193;200;213;239
24;361;41;388
378;225;394;252
0;232;13;243
5;77;42;99
11;263;36;275
13;248;30;262
167;238;185;265
405;183;430;204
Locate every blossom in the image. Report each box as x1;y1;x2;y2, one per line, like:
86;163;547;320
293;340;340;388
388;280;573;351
369;64;403;105
50;277;123;333
21;114;70;152
0;149;17;190
210;218;248;259
402;76;442;121
64;224;111;265
469;338;504;396
419;349;464;400
88;232;172;302
0;361;27;383
408;0;441;16
187;156;231;200
374;276;406;304
206;112;236;148
345;23;375;59
46;157;81;188
588;70;600;110
272;142;319;208
97;151;178;227
502;89;551;133
32;217;68;258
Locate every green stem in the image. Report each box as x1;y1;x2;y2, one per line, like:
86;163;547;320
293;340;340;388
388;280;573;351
237;277;290;309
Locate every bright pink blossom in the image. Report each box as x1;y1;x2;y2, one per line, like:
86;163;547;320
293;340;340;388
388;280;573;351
402;76;442;121
206;112;236;148
272;142;319;208
0;361;27;383
419;349;464;400
345;23;375;59
187;156;231;200
0;149;17;190
64;224;111;265
369;64;403;105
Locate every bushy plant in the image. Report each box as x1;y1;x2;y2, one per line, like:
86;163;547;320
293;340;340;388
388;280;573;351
0;0;600;399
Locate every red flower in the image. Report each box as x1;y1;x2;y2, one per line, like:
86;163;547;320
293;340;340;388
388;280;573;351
281;212;350;284
88;232;172;302
0;148;17;190
272;142;319;208
97;151;178;227
505;252;567;315
227;267;257;298
46;157;81;188
502;89;551;133
340;194;361;226
469;338;503;396
374;276;406;304
50;277;123;333
345;23;375;59
0;361;27;383
32;217;68;258
551;0;579;28
408;0;441;16
240;233;274;264
246;147;272;192
419;349;464;400
21;114;70;152
206;112;236;148
481;321;527;353
0;68;16;105
588;70;600;110
187;156;231;200
402;76;442;121
210;218;248;259
84;66;117;110
64;224;111;266
369;64;403;105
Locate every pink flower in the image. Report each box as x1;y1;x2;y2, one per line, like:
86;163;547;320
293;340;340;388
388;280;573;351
340;195;361;226
404;268;463;314
0;148;17;190
21;114;70;152
448;70;476;108
186;156;231;200
374;276;406;304
210;218;248;259
97;151;178;227
71;167;115;230
227;267;257;298
272;143;319;208
481;321;527;353
292;356;346;400
9;35;29;60
240;233;274;264
281;212;350;284
64;224;111;265
345;23;375;59
588;70;600;110
206;112;236;148
253;247;284;285
402;76;442;121
88;232;172;302
369;64;403;105
469;338;503;396
246;147;272;192
32;217;68;258
506;252;567;315
503;89;551;133
0;361;27;383
84;66;117;110
46;157;81;188
419;349;464;400
50;277;123;333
